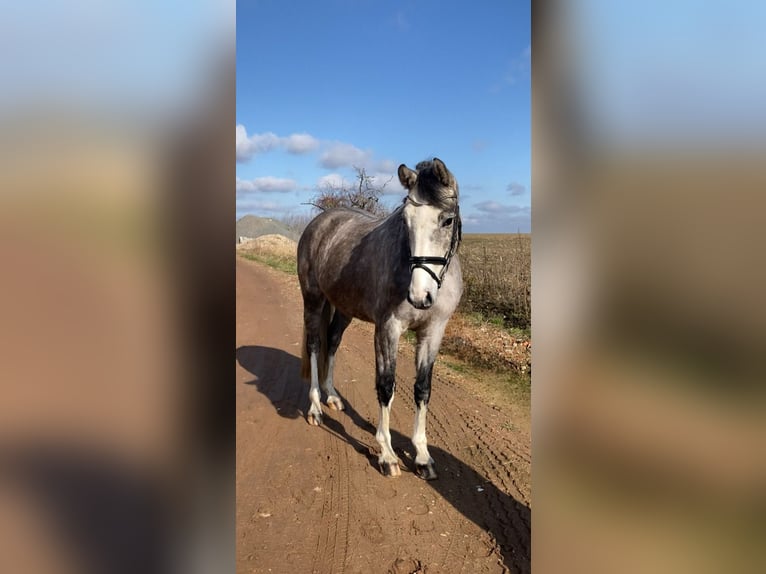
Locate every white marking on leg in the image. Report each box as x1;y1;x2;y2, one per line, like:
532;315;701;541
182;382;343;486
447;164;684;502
412;401;432;466
307;352;322;424
375;397;400;474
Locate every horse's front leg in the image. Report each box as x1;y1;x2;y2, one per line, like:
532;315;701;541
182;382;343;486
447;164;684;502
374;318;402;477
412;321;447;480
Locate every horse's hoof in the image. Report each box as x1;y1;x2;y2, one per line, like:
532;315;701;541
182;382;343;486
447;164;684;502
415;462;438;481
326;396;344;411
379;461;401;477
307;412;322;426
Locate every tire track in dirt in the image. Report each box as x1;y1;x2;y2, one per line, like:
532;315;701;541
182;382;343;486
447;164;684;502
237;258;530;574
382;364;475;572
441;395;530;573
310;425;350;574
390;347;531;572
428;391;529;572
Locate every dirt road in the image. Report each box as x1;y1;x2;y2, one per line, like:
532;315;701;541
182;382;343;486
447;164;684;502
236;258;531;573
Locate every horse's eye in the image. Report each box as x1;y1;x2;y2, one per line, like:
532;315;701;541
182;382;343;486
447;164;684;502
442;217;454;227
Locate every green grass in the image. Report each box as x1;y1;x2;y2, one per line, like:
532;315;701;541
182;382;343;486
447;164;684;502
441;359;470;375
501;421;517;432
402;330;417;345
239;251;297;274
441;356;530;404
464;310;531;339
495;370;530;403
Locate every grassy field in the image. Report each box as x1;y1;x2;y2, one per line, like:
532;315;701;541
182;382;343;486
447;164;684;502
458;233;531;332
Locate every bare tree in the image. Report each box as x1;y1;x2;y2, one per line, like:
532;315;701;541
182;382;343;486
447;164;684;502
307;167;392;216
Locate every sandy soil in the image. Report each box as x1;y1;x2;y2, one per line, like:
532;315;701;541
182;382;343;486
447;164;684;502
236;258;530;574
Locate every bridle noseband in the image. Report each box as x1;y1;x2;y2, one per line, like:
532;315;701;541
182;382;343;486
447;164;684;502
405;195;461;289
409;255;450;288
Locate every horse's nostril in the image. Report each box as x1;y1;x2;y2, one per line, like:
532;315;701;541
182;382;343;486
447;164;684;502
407;291;434;310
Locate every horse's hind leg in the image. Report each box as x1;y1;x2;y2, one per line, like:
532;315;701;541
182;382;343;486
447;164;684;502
374;318;403;477
323;310;352;411
411;321;447;480
303;296;327;426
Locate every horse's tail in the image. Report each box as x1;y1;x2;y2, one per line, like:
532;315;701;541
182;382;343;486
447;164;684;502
300;302;333;382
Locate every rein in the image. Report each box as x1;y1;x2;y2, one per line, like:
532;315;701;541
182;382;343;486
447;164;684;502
405;195;461;289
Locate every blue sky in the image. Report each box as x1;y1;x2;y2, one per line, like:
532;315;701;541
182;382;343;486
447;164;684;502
236;0;530;233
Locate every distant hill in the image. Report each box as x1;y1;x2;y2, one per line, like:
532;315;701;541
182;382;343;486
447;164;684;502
236;215;301;243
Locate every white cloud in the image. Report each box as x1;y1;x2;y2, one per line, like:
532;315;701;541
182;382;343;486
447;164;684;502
236;176;297;193
235;124;402;198
235;125;248;148
320;142;372;169
236;125;401;187
462;183;484;191
236;124;321;162
236;199;285;212
507;182;527;196
374;158;398;173
504;44;531;86
285;133;320;154
368;171;403;195
474;200;528;213
236;125;281;162
317;173;350;189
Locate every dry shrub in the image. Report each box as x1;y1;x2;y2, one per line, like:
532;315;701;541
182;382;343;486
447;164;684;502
457;234;531;330
309;167;390;216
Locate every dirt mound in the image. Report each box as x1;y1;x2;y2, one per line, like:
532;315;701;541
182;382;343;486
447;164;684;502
236;215;300;243
443;314;531;374
236;234;297;258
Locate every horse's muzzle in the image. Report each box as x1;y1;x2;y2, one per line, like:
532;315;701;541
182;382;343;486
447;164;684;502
407;291;433;310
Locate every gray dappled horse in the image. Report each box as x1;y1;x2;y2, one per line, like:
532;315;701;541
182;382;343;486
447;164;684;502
297;158;463;480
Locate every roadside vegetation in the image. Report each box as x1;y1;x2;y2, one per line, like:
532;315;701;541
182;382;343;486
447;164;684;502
239;250;296;274
458;233;531;332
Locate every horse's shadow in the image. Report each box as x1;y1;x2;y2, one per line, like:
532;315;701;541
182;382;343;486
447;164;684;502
237;345;531;573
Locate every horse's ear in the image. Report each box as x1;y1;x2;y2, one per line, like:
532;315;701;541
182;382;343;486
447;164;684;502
432;157;450;186
398;164;417;190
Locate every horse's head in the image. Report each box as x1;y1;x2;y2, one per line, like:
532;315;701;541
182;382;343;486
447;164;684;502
398;158;462;310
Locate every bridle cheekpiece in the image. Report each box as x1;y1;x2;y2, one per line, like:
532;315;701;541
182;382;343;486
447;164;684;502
404;194;461;289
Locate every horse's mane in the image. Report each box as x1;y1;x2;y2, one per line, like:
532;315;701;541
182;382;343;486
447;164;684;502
410;159;459;210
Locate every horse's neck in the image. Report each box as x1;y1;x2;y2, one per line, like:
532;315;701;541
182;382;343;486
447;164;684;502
368;209;408;264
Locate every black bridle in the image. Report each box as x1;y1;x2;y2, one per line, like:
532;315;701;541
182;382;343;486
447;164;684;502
405;196;462;289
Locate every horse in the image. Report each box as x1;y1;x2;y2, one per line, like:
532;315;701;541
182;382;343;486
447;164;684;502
297;158;463;480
